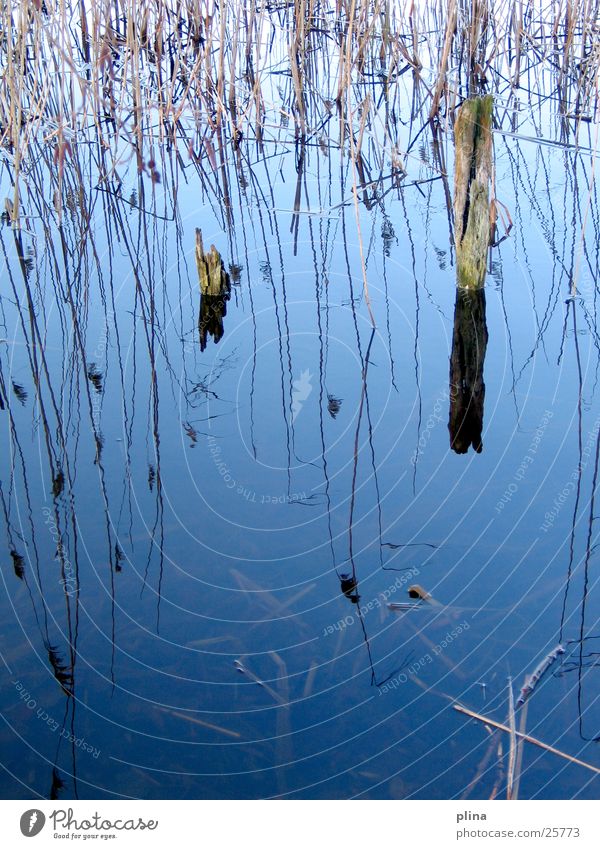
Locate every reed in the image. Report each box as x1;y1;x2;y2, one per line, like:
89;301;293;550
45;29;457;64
0;0;597;217
506;677;516;800
454;703;600;777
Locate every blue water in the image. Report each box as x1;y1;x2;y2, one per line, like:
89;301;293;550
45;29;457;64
1;104;600;800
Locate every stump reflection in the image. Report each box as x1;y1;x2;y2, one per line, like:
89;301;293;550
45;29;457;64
198;287;231;351
448;288;488;454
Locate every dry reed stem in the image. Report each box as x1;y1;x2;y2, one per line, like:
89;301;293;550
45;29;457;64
454;703;600;776
159;708;241;738
512;701;529;801
345;93;376;328
506;677;516;800
430;0;457;119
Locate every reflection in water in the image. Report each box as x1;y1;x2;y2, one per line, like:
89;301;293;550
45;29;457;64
198;288;231;352
555;298;600;743
449;288;488;454
1;122;599;799
1;17;600;799
339;573;360;604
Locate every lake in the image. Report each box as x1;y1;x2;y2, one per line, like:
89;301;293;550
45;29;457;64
1;0;599;800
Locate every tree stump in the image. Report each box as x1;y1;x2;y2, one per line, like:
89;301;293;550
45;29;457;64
196;228;230;296
195;229;231;351
453;95;493;290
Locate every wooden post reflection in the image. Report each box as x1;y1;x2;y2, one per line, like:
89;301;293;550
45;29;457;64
449;287;488;454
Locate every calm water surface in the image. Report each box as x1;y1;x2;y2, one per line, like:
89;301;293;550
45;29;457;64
1;73;600;800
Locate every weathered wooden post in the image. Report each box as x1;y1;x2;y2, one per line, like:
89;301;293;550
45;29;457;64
196;228;231;351
449;95;492;452
453;94;493;290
